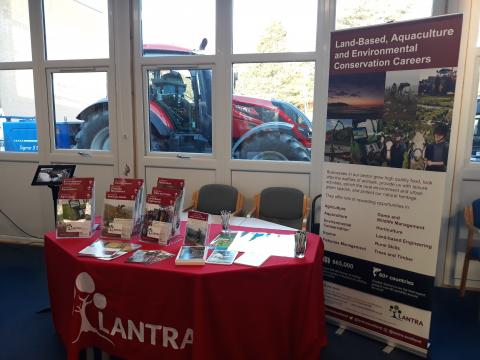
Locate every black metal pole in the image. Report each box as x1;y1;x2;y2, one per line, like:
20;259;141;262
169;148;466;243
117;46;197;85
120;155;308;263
48;183;61;224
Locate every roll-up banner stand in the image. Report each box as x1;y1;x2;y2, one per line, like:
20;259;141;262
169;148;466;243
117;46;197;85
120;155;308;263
321;14;462;357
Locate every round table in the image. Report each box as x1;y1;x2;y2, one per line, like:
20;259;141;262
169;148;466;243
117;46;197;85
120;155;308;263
44;222;327;360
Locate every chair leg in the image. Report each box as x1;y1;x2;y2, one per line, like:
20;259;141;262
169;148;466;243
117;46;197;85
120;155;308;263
459;252;470;297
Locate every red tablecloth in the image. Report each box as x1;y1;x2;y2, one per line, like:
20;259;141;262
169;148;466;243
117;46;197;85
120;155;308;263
44;222;327;360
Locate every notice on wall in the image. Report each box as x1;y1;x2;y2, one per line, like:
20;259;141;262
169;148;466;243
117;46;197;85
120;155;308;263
321;14;462;356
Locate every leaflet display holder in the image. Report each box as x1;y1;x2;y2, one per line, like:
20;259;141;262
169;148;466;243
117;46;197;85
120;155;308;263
31;164;76;222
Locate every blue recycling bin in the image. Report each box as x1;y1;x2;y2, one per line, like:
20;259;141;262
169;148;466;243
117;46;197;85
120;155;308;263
55;120;83;149
1;118;83;151
56;122;72;149
3;121;38;152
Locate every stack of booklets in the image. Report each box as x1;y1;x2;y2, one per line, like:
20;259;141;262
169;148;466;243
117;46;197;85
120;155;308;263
156;177;185;237
56;177;95;238
78;239;141;260
101;178;144;240
175;210;210;265
175;246;208;265
141;177;185;245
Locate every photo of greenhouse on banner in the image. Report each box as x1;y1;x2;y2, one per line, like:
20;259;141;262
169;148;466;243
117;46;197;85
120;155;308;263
320;14;463;356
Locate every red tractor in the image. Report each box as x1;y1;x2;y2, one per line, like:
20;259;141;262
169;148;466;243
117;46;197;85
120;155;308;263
75;43;312;161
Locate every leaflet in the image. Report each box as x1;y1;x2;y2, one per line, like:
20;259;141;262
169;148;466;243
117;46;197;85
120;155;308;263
78;239;140;259
228;231;295;258
234;252;270;267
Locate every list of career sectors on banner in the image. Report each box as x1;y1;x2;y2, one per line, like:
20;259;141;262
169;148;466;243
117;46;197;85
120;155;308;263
324;281;430;350
321;162;445;277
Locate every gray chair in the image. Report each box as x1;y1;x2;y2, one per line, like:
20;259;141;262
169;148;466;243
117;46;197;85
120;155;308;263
185;184;244;216
248;187;310;230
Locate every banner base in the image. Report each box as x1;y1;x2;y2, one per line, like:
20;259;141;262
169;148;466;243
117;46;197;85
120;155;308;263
335;325;346;335
382;345;395;354
326;316;428;358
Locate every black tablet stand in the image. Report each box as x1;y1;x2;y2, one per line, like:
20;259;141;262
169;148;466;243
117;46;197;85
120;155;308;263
48;182;61;223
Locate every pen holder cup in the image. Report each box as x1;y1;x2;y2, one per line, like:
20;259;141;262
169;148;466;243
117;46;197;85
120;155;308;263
294;231;307;258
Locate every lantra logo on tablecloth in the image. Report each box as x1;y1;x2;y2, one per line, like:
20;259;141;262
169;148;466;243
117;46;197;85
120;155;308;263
72;272;193;349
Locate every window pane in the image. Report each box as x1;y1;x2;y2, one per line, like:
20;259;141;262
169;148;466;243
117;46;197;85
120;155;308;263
141;0;215;56
43;0;109;60
233;0;317;54
0;70;36;152
470;77;480;162
232;62;313;162
147;68;212;154
0;0;32;62
335;0;433;30
52;72;108;150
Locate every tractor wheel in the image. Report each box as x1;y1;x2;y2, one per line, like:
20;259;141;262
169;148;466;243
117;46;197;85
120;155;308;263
149;127;169;152
236;131;310;161
75;109;109;150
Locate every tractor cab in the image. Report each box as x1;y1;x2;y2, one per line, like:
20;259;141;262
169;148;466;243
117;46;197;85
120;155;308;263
147;67;212;153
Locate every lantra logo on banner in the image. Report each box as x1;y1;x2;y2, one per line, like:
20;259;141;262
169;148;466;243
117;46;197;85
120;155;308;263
389;304;424;327
72;272;193;349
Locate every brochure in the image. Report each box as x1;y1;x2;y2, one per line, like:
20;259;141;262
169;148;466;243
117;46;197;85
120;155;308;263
175;246;207;265
102;192;137;239
78;244;119;259
141;194;175;245
113;178;145;235
126;250;174;264
77;239;140;259
99;239;141;252
156;177;185;236
56;177;95;238
206;250;238;265
184;210;210;246
234;252;271;267
151;187;181;237
210;232;237;250
62;177;95;189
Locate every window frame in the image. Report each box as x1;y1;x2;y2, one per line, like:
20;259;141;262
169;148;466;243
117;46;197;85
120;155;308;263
0;0;36;159
142;64;216;158
45;67;113;154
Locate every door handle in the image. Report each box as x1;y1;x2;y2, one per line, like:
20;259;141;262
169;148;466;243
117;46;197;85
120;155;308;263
123;164;131;177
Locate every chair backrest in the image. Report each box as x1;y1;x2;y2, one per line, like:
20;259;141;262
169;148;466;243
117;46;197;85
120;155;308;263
257;187;308;229
471;198;480;228
310;194;322;234
195;184;240;215
465;204;474;228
